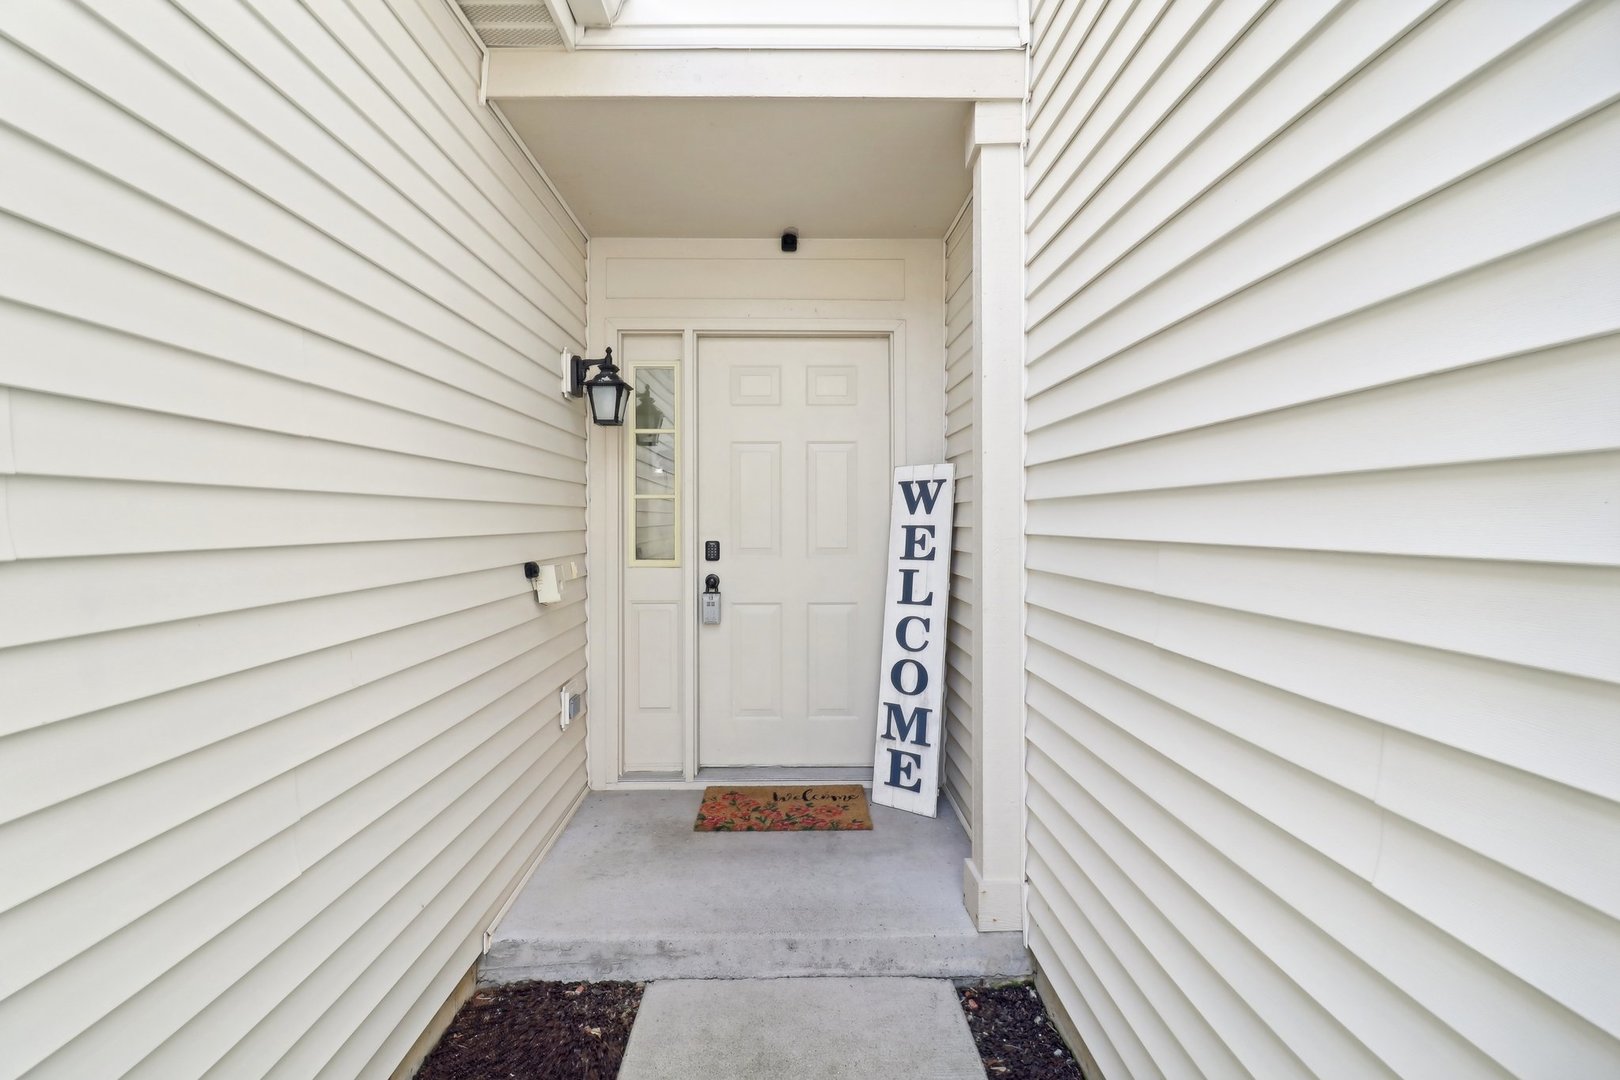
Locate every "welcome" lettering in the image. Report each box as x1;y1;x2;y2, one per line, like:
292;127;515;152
871;467;955;817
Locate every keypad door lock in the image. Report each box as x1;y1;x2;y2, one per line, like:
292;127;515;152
701;574;721;625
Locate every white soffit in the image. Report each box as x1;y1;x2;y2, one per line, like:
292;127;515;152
456;2;566;48
497;98;972;238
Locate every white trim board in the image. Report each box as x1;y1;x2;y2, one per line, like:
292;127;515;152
486;47;1026;100
481;782;590;952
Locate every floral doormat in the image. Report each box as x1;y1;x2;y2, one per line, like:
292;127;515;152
694;785;873;831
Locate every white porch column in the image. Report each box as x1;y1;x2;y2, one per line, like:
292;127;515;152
963;100;1026;932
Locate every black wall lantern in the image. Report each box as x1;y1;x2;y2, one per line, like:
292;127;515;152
564;346;631;426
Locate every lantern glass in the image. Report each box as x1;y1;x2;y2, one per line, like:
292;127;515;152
587;375;630;426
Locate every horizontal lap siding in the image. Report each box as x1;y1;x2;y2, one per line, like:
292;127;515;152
1022;1;1620;1078
944;203;976;831
0;1;588;1077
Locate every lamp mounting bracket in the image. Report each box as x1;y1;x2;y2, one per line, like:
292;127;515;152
562;346;617;398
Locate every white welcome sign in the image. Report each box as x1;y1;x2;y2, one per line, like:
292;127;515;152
870;463;955;817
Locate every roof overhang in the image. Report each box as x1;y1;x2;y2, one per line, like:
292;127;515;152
497;97;976;237
476;30;1025;238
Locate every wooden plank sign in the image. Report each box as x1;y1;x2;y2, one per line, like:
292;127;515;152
870;463;955;817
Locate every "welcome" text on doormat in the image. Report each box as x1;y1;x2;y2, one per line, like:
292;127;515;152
693;785;874;831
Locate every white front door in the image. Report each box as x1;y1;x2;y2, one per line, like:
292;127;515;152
697;335;892;766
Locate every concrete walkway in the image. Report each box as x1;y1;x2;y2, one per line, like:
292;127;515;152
618;978;985;1080
483;791;1029;982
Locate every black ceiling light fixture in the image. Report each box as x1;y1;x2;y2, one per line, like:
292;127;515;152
563;346;631;426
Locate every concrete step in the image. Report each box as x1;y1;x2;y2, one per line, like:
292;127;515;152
481;791;1030;983
618;978;984;1080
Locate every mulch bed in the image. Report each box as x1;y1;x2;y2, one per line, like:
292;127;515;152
416;980;643;1080
960;982;1086;1080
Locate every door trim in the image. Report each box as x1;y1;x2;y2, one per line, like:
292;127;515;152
585;236;945;791
588;317;916;789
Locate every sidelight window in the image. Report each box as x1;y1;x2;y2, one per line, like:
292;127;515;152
627;363;679;565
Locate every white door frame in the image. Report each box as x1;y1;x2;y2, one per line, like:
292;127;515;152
583;238;944;791
588;318;907;788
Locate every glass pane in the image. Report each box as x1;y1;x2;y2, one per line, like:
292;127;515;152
635;367;676;430
635;500;676;561
628;365;677;563
634;433;676;495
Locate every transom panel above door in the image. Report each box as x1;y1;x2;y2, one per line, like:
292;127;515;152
697;335;892;766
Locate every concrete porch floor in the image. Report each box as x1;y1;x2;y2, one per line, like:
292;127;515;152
481;791;1030;983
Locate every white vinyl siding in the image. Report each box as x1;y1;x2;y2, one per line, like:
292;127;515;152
1022;1;1620;1078
943;201;976;831
0;0;588;1077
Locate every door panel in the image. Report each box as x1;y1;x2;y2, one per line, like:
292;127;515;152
698;335;891;766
